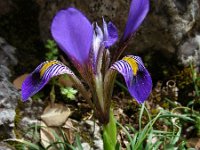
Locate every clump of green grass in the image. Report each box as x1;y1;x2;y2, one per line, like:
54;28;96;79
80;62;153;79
116;103;197;150
6;124;84;150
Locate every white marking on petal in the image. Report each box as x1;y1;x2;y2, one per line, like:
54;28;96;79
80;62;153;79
92;23;103;61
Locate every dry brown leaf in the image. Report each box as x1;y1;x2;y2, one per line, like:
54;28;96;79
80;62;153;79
40;121;75;148
62;127;74;144
40;121;57;150
63;119;77;130
41;103;71;127
62;119;77;144
13;74;29;89
187;138;200;149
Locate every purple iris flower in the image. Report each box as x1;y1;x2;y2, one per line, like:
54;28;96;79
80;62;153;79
22;0;151;124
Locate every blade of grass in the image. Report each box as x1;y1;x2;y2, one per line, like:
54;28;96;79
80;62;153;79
75;134;83;150
134;112;161;149
116;122;133;147
5;139;42;150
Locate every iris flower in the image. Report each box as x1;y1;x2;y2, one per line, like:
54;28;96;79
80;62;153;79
22;0;151;124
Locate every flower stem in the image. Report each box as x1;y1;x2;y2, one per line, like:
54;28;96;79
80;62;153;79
95;73;105;113
69;74;94;109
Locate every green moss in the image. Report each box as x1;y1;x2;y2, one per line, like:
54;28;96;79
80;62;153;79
13;100;23;139
162;102;169;109
172;67;197;105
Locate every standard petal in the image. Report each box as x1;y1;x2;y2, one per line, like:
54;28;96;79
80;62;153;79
92;23;103;62
51;7;93;65
21;60;73;101
122;0;149;41
111;55;152;103
103;19;118;48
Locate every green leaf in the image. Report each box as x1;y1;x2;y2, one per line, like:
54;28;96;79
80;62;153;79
5;139;41;150
75;134;83;150
103;109;117;150
45;39;59;60
60;87;78;100
67;93;76;100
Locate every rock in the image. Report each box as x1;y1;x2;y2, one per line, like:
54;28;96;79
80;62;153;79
0;65;11;79
37;0;200;59
37;0;129;42
0;37;18;68
0;142;15;150
81;120;103;150
17;99;45;140
81;142;91;150
178;34;200;67
0;0;13;16
0;66;20;140
133;0;200;56
0;1;43;74
0;37;19;141
0;66;19;109
83;120;101;137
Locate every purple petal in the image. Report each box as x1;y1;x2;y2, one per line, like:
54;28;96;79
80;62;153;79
92;23;103;62
122;0;149;41
51;7;93;65
103;19;118;48
21;60;73;101
111;55;152;103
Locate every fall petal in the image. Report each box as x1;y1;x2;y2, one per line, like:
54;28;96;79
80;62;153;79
111;55;152;103
21;60;73;101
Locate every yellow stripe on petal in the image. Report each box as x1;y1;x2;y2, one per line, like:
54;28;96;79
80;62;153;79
40;60;58;77
123;56;138;75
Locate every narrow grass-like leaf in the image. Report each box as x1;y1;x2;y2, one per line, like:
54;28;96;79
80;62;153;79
158;114;195;122
5;139;42;150
116;122;133;144
75;134;83;150
134;112;161;149
131;132;139;147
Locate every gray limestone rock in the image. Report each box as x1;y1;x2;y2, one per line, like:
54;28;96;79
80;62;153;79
0;142;15;150
37;0;200;59
133;0;200;56
0;64;43;141
0;65;20;140
0;37;18;67
18;99;44;127
0;65;11;79
17;98;44;141
81;142;91;150
0;37;19;142
0;66;19;109
81;120;103;150
178;34;200;67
